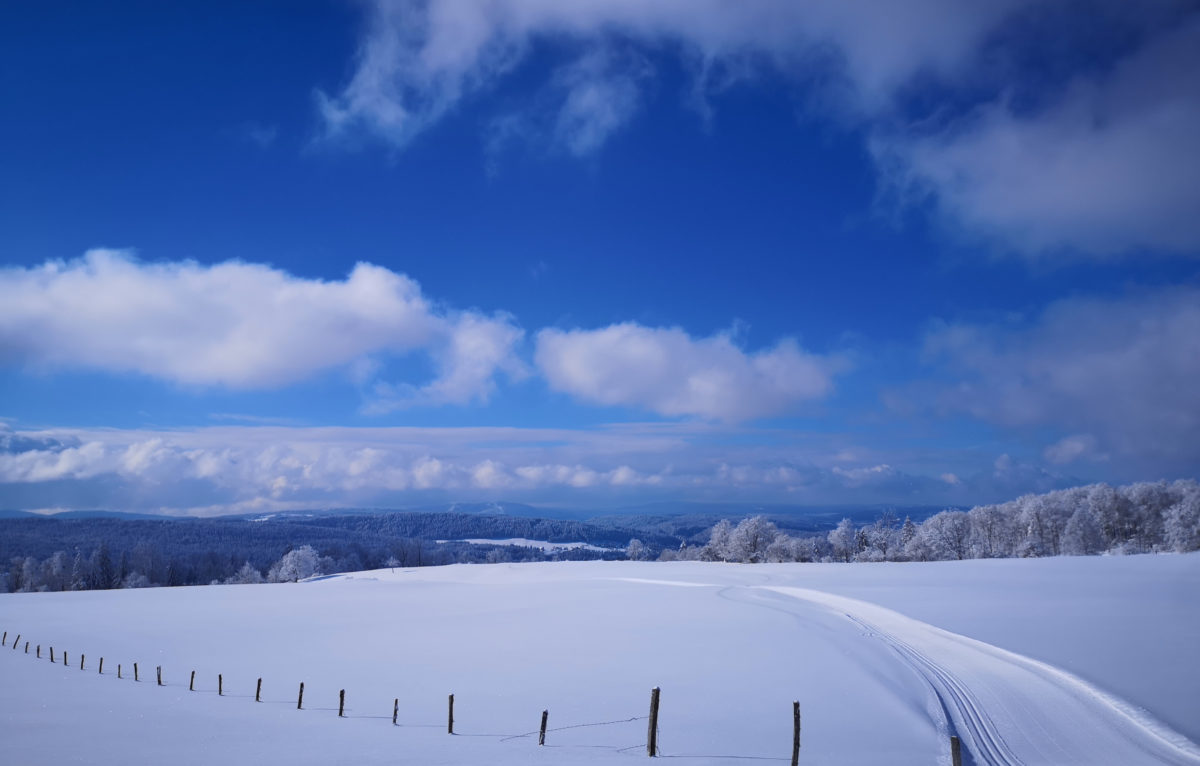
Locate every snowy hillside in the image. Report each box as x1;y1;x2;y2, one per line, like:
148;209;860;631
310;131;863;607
2;555;1199;765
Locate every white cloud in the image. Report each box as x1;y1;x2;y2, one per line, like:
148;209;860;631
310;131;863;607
535;322;842;421
1043;434;1107;466
550;45;650;156
877;16;1200;256
924;285;1200;472
317;0;1021;152
832;463;896;486
0;250;523;406
320;1;1200;256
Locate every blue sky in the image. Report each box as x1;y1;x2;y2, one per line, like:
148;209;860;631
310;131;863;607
1;0;1198;515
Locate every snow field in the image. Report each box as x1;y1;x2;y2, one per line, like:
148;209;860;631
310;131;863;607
2;555;1199;765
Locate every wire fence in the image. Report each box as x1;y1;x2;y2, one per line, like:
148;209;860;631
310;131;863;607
2;625;830;764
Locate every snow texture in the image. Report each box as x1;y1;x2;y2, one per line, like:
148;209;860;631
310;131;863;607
2;554;1198;765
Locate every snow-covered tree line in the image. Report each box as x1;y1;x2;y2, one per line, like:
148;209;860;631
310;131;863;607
2;544;329;593
676;480;1200;564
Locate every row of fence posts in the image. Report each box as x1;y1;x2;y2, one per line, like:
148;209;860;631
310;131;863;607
2;627;962;762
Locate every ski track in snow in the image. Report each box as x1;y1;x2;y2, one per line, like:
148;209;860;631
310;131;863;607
743;584;1200;766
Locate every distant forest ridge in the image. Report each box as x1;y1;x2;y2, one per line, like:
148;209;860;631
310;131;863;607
2;481;1196;592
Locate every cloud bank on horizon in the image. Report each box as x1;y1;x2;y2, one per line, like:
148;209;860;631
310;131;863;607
0;0;1197;514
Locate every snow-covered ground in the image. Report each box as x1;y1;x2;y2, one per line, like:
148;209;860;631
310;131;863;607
2;555;1198;765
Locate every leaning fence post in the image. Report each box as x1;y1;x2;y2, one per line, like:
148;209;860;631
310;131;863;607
80;654;85;670
25;641;30;654
393;698;399;725
98;657;103;674
11;634;19;650
297;682;304;710
256;678;262;702
157;666;162;686
190;671;196;691
792;701;801;766
950;736;963;766
338;689;345;717
2;631;6;645
448;694;455;734
647;687;661;757
539;710;549;746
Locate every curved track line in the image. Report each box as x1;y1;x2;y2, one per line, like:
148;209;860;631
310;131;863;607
759;586;1200;766
844;612;1023;766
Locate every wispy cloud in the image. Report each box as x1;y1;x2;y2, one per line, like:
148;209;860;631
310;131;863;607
317;0;1200;256
0;250;523;406
875;15;1200;256
917;285;1200;473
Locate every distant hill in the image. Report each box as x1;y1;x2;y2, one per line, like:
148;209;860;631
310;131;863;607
0;509;37;519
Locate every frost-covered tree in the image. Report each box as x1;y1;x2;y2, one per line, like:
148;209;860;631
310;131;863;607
1087;483;1132;550
70;550;89;591
918;511;972;560
92;543;115;590
900;516;917;550
626;538;647;561
267;545;321;583
828;518;856;562
860;513;900;561
1017;494;1070;557
41;551;69;592
729;516;779;563
1062;506;1104;556
122;572;151;589
1165;490;1200;552
225;562;264;585
701;519;735;561
969;505;1016;558
765;535;809;563
19;556;39;592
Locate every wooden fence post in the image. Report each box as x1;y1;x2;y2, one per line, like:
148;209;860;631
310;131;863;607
338;689;345;717
219;674;223;696
647;687;661;757
950;736;962;766
134;662;139;682
98;657;103;674
2;631;6;645
539;710;549;746
792;701;801;766
118;664;122;679
448;694;455;734
156;666;162;686
190;671;195;691
256;678;262;702
63;651;68;667
25;641;30;654
297;682;304;710
11;634;19;649
37;644;41;658
50;647;55;663
80;654;85;670
393;698;399;725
